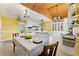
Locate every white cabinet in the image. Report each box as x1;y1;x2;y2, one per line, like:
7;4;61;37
61;4;78;56
52;21;63;31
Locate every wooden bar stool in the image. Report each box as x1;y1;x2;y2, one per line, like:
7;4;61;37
12;33;19;52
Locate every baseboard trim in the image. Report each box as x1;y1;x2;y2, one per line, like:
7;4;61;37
0;39;12;42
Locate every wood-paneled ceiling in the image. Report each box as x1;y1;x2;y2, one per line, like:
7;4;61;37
21;3;69;20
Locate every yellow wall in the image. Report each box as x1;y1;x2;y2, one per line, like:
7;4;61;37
42;20;52;32
1;16;20;40
77;36;79;55
77;17;79;55
77;24;79;55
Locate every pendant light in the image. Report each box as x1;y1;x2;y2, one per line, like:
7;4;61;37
54;4;61;22
24;4;36;18
24;9;31;18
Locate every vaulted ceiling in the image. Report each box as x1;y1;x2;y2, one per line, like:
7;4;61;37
21;3;69;20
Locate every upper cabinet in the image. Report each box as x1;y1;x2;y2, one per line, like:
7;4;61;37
68;4;79;17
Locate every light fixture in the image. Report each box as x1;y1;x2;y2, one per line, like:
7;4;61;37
53;5;61;22
56;5;61;20
24;4;36;18
24;9;31;18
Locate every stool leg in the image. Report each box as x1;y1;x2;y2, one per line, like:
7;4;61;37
13;42;16;52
